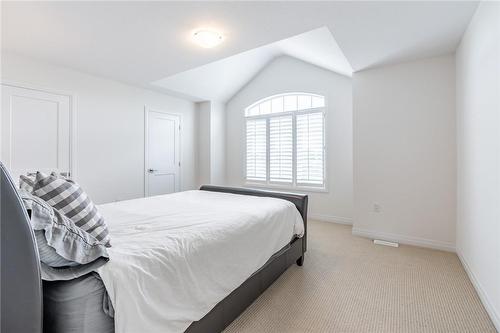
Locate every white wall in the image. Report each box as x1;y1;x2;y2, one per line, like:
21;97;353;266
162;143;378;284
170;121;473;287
210;101;226;185
353;55;456;251
195;100;226;187
456;2;500;330
196;101;211;186
226;56;353;222
1;52;198;204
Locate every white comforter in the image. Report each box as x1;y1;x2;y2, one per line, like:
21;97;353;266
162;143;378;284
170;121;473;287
96;190;304;333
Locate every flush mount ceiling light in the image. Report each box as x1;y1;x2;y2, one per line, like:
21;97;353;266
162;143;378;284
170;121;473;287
192;29;224;48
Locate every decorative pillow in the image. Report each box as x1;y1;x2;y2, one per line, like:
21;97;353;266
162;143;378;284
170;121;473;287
19;191;109;269
34;230;79;267
19;174;36;192
32;172;111;247
50;171;71;180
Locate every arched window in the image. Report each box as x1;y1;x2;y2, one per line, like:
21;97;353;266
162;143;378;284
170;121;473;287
245;93;325;188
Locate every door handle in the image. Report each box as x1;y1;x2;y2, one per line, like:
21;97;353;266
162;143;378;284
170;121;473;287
148;169;157;173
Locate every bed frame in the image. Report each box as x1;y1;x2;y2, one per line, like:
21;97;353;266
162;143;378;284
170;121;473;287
187;185;308;332
0;162;307;333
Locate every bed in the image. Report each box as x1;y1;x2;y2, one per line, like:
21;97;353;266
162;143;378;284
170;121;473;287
0;162;308;333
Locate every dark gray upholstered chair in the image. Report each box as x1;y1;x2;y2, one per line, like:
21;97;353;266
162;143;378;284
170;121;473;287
1;162;43;333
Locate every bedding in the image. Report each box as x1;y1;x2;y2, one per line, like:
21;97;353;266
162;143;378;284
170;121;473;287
43;273;114;333
41;242;293;333
20;191;109;280
32;172;111;246
19;174;36;192
96;190;304;333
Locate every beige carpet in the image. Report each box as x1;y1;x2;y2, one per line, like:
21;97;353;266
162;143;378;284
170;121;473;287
224;220;496;333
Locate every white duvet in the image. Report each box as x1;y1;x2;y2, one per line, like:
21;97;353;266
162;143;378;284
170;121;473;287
96;190;304;333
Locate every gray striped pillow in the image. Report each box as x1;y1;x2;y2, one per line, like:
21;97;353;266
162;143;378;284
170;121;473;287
19;174;36;192
32;172;111;247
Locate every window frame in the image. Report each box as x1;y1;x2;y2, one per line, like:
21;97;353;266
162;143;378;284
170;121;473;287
244;93;327;193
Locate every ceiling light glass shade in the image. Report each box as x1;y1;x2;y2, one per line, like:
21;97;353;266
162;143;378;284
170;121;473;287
193;29;224;48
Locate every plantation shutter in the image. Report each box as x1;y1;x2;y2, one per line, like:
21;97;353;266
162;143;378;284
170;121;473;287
269;115;293;183
296;112;324;185
246;118;267;180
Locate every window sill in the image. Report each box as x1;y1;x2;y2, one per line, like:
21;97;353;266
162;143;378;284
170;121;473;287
243;182;329;194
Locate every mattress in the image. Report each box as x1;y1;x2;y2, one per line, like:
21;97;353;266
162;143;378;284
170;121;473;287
44;190;304;333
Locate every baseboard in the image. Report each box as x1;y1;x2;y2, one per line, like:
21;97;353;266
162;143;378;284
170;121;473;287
351;227;456;252
309;213;353;225
457;250;500;332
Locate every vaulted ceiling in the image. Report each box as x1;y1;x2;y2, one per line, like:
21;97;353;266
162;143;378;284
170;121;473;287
152;27;352;102
2;1;478;102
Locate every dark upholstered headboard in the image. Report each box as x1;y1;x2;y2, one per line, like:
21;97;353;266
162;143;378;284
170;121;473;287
0;162;43;333
199;185;308;252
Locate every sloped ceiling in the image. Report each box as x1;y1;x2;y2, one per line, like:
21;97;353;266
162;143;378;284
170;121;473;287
2;1;478;102
152;27;352;102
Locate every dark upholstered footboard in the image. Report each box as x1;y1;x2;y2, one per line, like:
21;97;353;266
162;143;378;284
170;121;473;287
186;185;308;333
199;185;308;252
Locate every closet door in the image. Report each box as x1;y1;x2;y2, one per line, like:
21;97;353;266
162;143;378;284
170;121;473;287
145;109;181;196
1;84;73;182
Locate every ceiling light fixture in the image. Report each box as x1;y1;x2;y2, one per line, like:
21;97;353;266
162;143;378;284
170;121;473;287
193;29;224;48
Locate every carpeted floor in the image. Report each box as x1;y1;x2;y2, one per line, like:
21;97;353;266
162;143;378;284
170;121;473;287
224;220;496;333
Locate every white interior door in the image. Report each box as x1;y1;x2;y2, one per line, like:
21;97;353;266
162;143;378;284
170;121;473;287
145;109;180;196
1;84;73;183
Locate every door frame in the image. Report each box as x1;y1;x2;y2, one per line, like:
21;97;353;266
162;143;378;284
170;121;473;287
0;80;78;180
144;106;182;197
